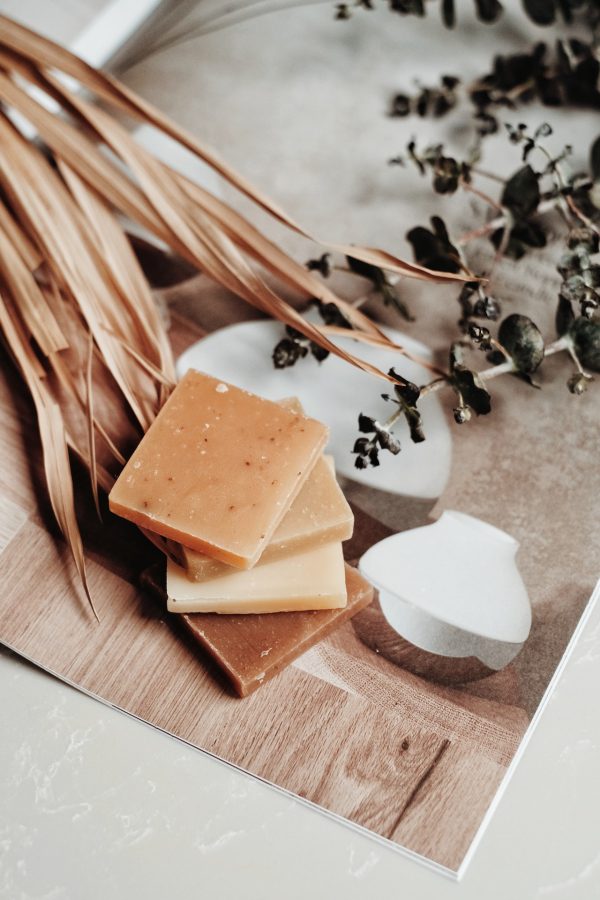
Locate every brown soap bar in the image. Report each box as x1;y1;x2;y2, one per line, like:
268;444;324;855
109;371;328;568
142;563;374;697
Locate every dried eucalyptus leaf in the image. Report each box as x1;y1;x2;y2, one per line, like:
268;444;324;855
306;253;332;278
358;413;377;433
381;281;414;321
519;372;542;389
492;48;546;95
389;367;421;404
309;341;329;363
272;337;307;369
556;294;575;336
474;0;503;22
406;217;461;273
511;219;546;249
432;156;461;193
441;0;455;27
560;274;587;303
368;445;381;466
386;367;425;440
473;295;501;320
590;135;600;183
390;93;411;117
377;428;402;453
346;255;412;320
522;0;556;25
389;0;426;14
569;317;600;371
405;406;426;443
452;365;492;415
498;313;545;373
491;223;545;260
501;165;540;220
353;437;371;454
285;324;305;341
313;300;353;329
345;255;380;283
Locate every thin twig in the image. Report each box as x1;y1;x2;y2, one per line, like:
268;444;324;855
471;166;506;185
457;216;504;246
461;179;503;214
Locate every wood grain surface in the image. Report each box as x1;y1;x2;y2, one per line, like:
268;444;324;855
0;314;531;872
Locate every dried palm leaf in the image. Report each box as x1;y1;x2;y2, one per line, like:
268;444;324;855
0;15;468;614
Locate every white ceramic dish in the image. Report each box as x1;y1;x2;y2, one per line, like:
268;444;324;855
359;511;531;646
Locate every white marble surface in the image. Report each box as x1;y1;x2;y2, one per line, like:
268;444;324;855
1;1;600;897
1;590;599;899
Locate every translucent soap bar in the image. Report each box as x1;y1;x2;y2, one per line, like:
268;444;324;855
166;541;347;614
109;370;328;568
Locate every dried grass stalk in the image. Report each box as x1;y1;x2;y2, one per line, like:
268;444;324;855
0;15;467;615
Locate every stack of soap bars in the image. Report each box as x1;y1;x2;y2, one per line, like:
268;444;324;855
109;370;373;696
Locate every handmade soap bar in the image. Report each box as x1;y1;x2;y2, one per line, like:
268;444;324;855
166;541;347;614
109;370;328;568
142;563;374;697
179;454;353;582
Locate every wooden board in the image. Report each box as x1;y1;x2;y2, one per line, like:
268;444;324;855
0;512;521;871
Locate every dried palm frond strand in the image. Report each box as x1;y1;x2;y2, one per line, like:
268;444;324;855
0;15;469;615
0;286;98;619
0;16;467;286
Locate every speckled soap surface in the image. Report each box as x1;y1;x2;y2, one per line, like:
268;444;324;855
178;397;354;582
181;454;354;581
109;370;328;568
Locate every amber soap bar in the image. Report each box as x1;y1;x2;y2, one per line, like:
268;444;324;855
167;541;347;614
180;455;353;582
109;371;328;568
142;563;374;697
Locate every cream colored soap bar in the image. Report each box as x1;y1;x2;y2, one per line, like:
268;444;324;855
109;370;328;568
166;541;347;614
179;454;353;582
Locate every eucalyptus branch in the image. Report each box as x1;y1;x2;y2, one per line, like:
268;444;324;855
356;335;574;463
253;7;600;469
